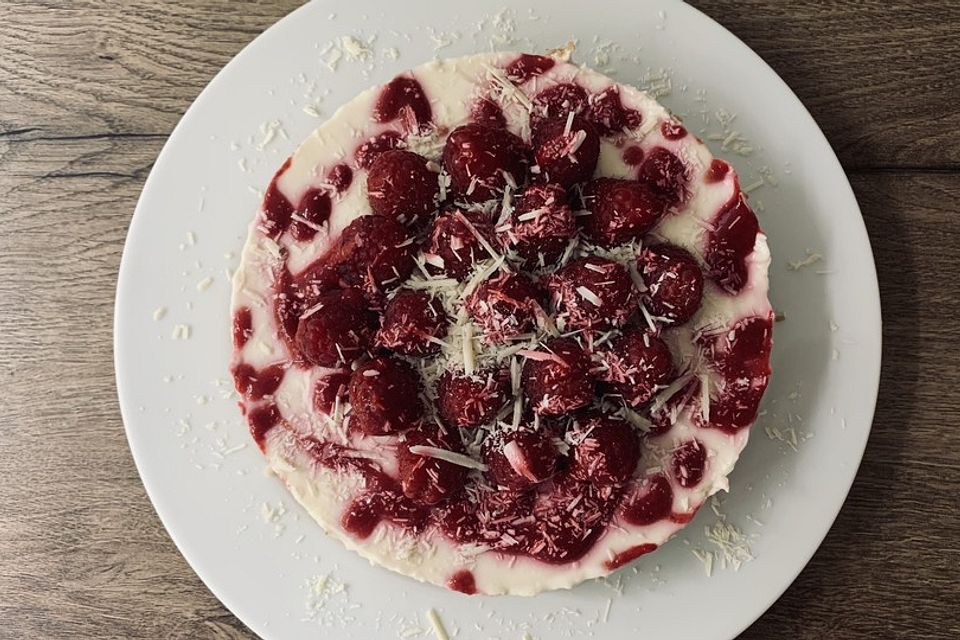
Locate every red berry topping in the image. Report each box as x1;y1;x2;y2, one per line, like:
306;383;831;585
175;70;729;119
426;210;496;280
470;97;506;128
586;85;642;136
437;367;509;429
465;271;543;343
300;215;416;306
442;123;528;202
355;131;404;169
599;327;675;407
521;337;594;416
581;177;667;247
290;187;332;242
326;163;354;192
232;362;286;401
484;427;560;489
704;159;730;184
398;422;468;505
313;370;350;414
233;306;253;349
604;543;658;570
447;570;477;595
706;376;769;434
568;411;640;485
505;53;555;83
373;76;432;129
294;288;378;367
637;147;688;208
530;83;588;132
366;150;439;227
660;120;687;140
261;177;294;239
547;256;637;331
376;290;448;357
647;375;701;436
639;243;704;325
671;439;706;488
497;183;576;267
247;402;281;450
532;116;600;188
704;192;760;294
621;473;673;525
348;356;423;435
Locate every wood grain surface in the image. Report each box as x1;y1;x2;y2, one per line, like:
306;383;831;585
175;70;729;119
1;1;958;638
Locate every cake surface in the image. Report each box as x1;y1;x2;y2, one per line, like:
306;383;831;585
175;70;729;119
230;50;772;596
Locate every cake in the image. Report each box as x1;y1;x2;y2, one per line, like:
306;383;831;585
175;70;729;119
230;50;772;596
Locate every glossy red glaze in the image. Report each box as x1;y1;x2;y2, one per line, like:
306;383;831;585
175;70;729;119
604;543;658;570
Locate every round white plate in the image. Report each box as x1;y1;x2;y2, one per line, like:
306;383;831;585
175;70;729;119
114;1;881;638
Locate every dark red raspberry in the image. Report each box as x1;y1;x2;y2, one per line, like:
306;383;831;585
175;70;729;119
299;215;416;307
704;192;760;294
354;130;404;169
442;123;528;202
372;76;432;129
398;422;468;505
232;362;286;401
436;367;509;429
505;53;555;83
465;271;543;343
621;473;673;525
521;337;594;416
530;83;588;132
672;439;707;488
366;150;439;227
547;256;637;331
532;115;600;188
660;119;687;140
484;427;560;489
313;370;350;414
637;147;688;208
497;183;576;267
348;356;423;435
586;85;642;136
470;97;506;128
426;210;496;280
639;243;704;325
599;327;675;407
376;290;448;357
524;474;619;564
580;177;667;247
568;410;640;485
326;164;353;192
294;288;378;367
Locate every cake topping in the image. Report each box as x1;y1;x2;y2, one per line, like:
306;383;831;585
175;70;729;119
497;182;576;268
568;410;640;485
621;473;674;525
484;426;560;489
373;75;432;129
585;85;642;135
348;356;424;435
581;177;667;247
376;289;449;357
639;243;704;325
547;256;636;330
442;123;528;202
437;367;510;429
532;115;601;188
598;327;675;407
521;336;594;416
294;288;377;367
427;210;496;280
672;439;707;488
637;146;688;208
466;271;542;343
399;422;469;505
366;150;440;227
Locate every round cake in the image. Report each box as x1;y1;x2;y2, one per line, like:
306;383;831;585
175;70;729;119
230;50;772;596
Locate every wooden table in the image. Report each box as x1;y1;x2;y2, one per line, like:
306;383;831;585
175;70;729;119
1;1;958;638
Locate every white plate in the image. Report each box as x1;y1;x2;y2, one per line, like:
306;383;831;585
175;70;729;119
114;1;881;638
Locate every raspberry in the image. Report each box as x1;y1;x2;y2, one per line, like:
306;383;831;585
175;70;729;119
426;210;496;280
436;367;510;429
348;356;423;435
376;290;448;357
442;123;528;202
505;53;555;83
568;410;640;485
354;130;404;169
637;147;688;208
465;271;543;343
671;439;706;488
497;183;576;268
372;75;432;129
398;422;468;505
621;473;673;525
366;150;439;227
532;116;600;188
521;337;594;416
294;288;378;367
585;85;642;136
639;243;704;325
313;370;350;414
599;327;675;407
530;83;588;132
580;177;666;247
484;427;560;489
547;256;636;331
